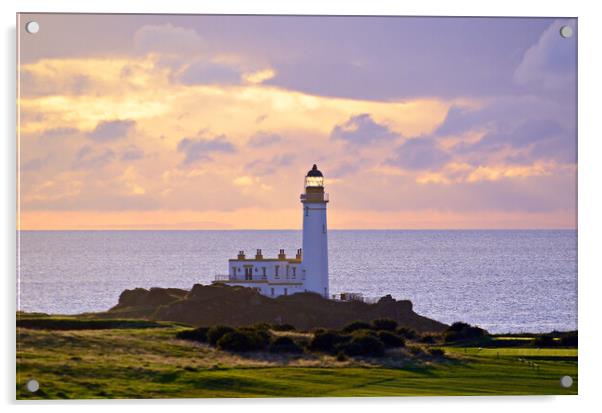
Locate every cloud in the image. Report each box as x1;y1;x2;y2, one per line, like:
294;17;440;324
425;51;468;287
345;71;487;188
514;19;577;92
40;127;80;139
87;119;136;141
178;61;242;85
388;138;451;171
247;132;283;147
72;146;115;169
134;23;205;56
330;114;398;145
177;135;236;165
245;153;296;176
21;156;51;172
121;146;145;161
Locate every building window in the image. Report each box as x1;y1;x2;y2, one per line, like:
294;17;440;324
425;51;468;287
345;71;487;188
275;265;279;278
323;224;326;234
292;267;296;278
284;288;288;296
286;265;289;279
271;288;275;297
262;267;266;279
245;267;253;280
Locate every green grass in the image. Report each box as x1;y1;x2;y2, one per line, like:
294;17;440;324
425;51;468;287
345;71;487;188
16;320;577;399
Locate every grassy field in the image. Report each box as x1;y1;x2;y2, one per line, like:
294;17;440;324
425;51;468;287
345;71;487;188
16;320;577;399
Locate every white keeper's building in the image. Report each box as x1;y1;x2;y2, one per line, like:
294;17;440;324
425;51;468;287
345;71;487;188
214;164;330;298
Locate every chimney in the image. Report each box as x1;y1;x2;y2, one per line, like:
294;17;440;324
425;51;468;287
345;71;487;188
255;249;263;260
296;248;302;260
278;249;286;260
237;250;246;260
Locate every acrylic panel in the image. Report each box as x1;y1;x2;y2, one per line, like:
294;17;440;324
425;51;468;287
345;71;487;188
16;13;577;399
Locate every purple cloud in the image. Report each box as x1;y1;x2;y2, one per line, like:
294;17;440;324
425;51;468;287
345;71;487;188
72;146;115;169
121;146;145;161
388;138;451;171
177;135;236;165
330;114;398;145
245;153;295;176
88;119;136;141
247;132;283;147
514;20;576;92
178;61;242;85
40;127;80;139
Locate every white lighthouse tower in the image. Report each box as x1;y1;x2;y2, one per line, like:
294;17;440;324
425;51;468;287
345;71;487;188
300;164;329;298
214;164;330;299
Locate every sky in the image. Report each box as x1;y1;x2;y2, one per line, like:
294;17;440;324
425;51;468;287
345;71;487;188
17;14;577;229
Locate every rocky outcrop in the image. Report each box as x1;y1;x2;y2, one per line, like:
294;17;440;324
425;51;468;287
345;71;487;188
103;283;447;333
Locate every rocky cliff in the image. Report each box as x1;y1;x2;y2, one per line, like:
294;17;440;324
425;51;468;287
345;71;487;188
102;283;447;332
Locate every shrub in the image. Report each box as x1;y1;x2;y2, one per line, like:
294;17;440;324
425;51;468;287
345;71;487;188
560;331;577;347
272;323;296;331
396;327;417;340
239;327;271;347
444;322;487;343
269;336;303;353
207;325;235;346
341;334;385;357
336;352;348;362
407;345;424;356
216;330;267;352
428;348;445;358
309;331;351;354
377;331;406;348
420;334;437;344
250;323;272;332
176;327;209;343
372;318;398;331
342;321;372;333
534;334;556;347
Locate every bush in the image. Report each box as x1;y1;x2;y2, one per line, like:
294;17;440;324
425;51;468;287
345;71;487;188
250;323;272;332
428;348;445;358
207;325;235;346
336;352;348;362
534;334;556;347
560;331;577;347
341;334;385;357
377;331;406;348
216;330;267;352
342;321;372;333
444;322;487;343
396;327;418;340
420;334;437;344
372;318;398;331
269;336;303;353
309;331;351;354
176;327;209;342
239;327;271;347
272;323;296;331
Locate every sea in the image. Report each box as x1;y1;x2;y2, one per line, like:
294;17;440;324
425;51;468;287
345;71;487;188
17;230;577;334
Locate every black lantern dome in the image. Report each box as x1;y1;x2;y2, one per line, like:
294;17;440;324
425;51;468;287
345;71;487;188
305;164;324;188
306;164;323;177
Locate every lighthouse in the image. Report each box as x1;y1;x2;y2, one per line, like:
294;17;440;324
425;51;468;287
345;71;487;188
300;164;329;298
214;164;330;298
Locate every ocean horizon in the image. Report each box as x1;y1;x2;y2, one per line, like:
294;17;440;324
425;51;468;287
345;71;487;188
17;229;577;334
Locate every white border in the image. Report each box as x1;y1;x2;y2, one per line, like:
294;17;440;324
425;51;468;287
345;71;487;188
3;0;602;411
